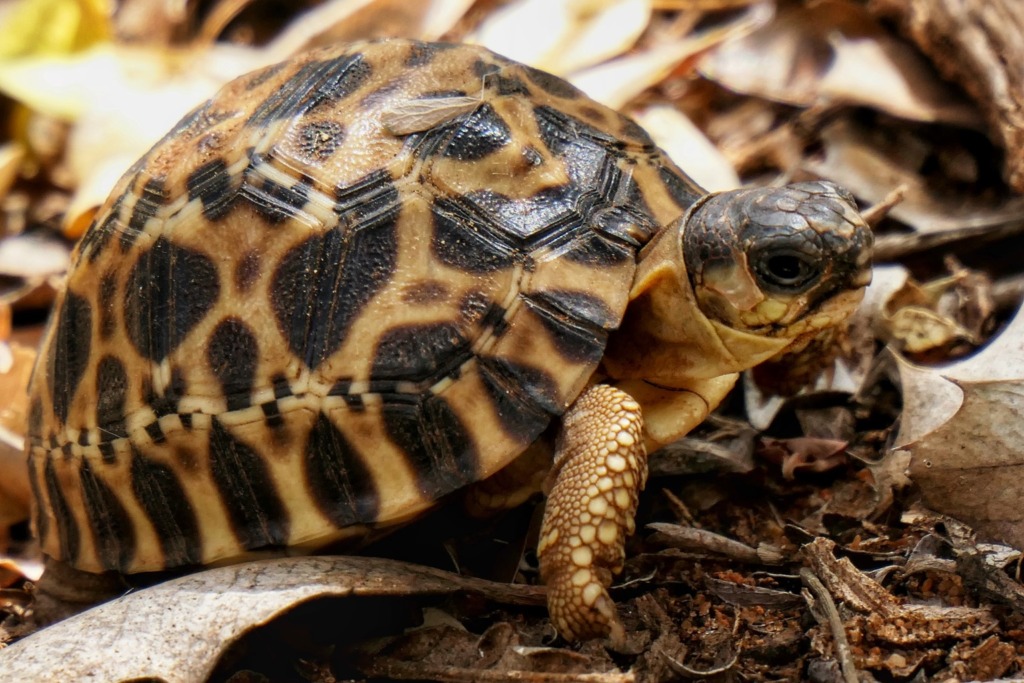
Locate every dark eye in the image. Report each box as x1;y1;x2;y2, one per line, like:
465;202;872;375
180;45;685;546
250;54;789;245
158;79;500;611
754;249;821;292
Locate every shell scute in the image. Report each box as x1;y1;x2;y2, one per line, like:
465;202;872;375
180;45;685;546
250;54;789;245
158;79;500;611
123;236;220;362
79;457;134;571
305;411;380;527
208;417;290;550
245;52;373;128
129;449;203;568
207;317;260;410
47;290;92;424
270;209;399;369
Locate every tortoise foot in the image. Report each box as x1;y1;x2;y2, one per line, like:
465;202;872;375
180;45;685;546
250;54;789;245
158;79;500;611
538;384;647;644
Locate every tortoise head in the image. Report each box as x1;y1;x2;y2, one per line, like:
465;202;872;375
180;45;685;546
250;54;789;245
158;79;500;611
604;181;872;386
682;181;872;340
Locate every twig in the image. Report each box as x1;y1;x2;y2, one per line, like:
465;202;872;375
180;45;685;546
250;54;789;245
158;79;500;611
860;184;906;228
366;660;636;682
872;218;1024;262
659;644;739;678
800;568;858;683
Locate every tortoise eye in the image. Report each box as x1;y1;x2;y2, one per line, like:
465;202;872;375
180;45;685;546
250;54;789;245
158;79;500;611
754;248;821;292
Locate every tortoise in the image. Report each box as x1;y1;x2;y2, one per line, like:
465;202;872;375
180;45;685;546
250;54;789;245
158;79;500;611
26;38;872;642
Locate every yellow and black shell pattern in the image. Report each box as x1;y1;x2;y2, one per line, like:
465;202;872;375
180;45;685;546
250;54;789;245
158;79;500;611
27;39;705;574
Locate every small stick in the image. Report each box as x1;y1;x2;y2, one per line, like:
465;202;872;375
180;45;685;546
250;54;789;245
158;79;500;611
800;568;859;683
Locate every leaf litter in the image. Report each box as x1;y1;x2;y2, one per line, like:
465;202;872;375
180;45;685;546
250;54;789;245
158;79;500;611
4;0;1024;681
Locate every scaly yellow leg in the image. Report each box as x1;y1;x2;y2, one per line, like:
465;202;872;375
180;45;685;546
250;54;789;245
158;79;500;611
538;384;647;644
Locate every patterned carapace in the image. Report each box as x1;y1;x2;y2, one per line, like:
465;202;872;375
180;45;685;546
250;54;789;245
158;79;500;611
28;40;703;573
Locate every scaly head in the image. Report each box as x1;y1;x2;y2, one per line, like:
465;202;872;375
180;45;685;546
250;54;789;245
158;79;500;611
604;181;873;388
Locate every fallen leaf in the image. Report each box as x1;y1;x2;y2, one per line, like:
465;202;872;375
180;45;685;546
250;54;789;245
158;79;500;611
819;31;980;126
0;231;70;281
0;0;110;59
805;118;1024;234
469;0;651;75
631;105;740;191
760;436;848;479
268;0;477;54
896;302;1024;549
873;264;993;359
905;381;1024;548
570;3;772;109
698;1;979;126
803;537;998;645
0;556;544;683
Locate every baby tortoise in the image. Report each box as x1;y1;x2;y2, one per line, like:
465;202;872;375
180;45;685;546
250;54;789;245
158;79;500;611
26;39;872;643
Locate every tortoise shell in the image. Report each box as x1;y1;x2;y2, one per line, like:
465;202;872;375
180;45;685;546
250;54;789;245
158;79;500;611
27;39;705;573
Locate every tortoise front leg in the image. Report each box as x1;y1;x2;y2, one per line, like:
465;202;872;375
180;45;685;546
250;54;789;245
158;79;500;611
538;384;647;644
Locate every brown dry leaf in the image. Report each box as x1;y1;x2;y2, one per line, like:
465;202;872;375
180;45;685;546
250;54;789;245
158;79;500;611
875;266;991;358
630;105;740;191
267;0;477;55
895;302;1024;549
867;0;1024;192
760;437;848;479
0;556;545;682
946;636;1017;681
905;381;1024;549
469;0;651;75
698;0;978;126
806;118;1024;234
570;3;772;109
803;537;999;645
0;340;33;530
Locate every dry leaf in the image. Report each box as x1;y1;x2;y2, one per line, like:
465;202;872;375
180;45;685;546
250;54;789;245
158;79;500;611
0;0;110;59
760;436;848;479
874;267;991;358
0;232;70;280
0;556;544;682
0;341;34;532
267;0;477;56
819;31;979;126
907;381;1024;548
698;1;978;125
469;0;651;75
630;105;740;191
803;537;998;645
571;3;772;109
542;0;652;74
805;118;1024;233
896;302;1024;549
